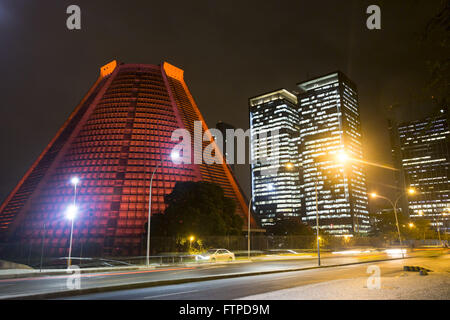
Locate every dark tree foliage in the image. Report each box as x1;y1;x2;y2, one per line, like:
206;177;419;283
369;210;407;239
369;210;436;240
159;181;243;237
266;216;314;236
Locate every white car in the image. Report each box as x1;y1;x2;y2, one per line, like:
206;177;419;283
195;249;235;262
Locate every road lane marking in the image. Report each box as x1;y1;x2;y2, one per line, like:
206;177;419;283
143;289;199;299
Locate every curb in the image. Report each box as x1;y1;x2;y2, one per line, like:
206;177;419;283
3;256;414;300
0;260;260;281
0;266;152;280
0;256;328;281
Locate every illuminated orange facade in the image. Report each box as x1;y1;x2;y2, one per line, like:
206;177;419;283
0;61;257;256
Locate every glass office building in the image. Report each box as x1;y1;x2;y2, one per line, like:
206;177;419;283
249;89;302;226
394;108;450;233
297;72;370;236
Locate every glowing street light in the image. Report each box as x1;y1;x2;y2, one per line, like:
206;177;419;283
66;204;78;220
171;150;180;162
189;235;195;250
285;162;294;169
407;188;416;195
408;222;415;229
70;176;80;186
337;150;349;163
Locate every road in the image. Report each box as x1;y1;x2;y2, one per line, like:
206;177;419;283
66;255;450;300
0;252;396;299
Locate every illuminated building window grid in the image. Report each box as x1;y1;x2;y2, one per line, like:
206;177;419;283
397;113;450;230
298;73;369;235
10;67;203;255
250;95;301;226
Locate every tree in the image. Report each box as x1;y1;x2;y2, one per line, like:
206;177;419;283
267;216;314;236
408;219;435;240
370;210;408;240
161;181;243;237
369;210;437;240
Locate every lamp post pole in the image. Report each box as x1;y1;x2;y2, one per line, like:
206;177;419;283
315;175;321;266
310;159;321;267
371;193;410;259
248;197;252;261
68;178;79;268
40;222;46;272
146;163;160;267
432;216;442;246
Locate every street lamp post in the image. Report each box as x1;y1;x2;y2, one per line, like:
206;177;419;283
247;196;252;261
315;175;321;266
434;217;442;245
246;162;294;261
189;235;195;250
146;151;179;267
370;188;415;259
146;162;160;267
40;222;46;272
67;177;79;268
310;157;322;267
432;211;448;246
420;210;448;245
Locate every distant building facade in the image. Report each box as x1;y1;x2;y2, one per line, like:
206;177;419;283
391;107;450;233
297;72;370;236
249;89;302;226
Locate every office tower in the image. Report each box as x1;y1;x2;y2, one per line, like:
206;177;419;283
249;89;302;226
215;121;236;171
0;60;257;256
387;117;410;218
297;71;370;236
393;107;450;233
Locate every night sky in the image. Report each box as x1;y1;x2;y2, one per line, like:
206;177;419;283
0;1;444;210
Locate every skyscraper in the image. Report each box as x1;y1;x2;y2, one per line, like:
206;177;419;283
392;107;450;233
249;89;302;226
297;72;369;236
0;60;257;256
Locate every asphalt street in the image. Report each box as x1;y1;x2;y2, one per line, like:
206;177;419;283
65;255;450;300
0;253;386;299
0;250;447;299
